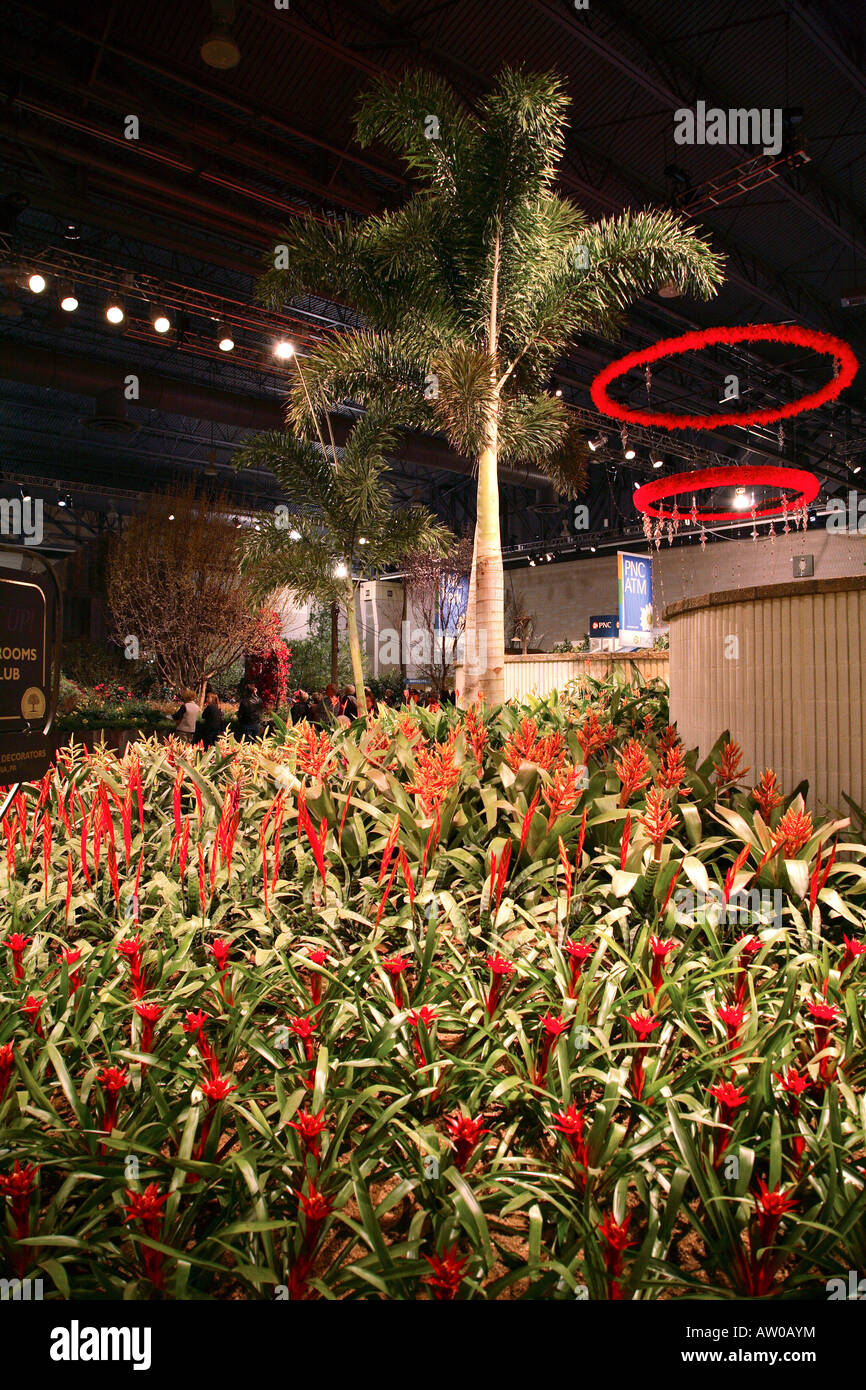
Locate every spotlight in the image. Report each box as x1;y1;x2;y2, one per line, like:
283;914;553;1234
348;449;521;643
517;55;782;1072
332;560;348;579
624;446;636;460
59;284;79;312
201;0;241;69
26;271;46;294
57;492;72;508
105;298;125;325
588;434;607;452
273;338;295;360
358;536;368;545
732;487;753;511
151;304;171;334
650;449;664;469
545;552;553;562
288;529;301;540
528;557;536;566
168;513;175;521
554;388;562;398
589;544;597;553
217;322;234;352
852;464;862;475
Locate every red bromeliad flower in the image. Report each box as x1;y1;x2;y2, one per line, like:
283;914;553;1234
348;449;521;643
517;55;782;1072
464;702;488;774
484;953;515;1018
422;1244;469;1300
182;1010;218;1078
97;1066;130;1135
406;1006;437;1066
536;1013;571;1084
0;1042;14;1103
209;938;233;1004
542;764;585;826
382;954;410;1009
60;946;84;995
708;1080;749;1166
4;932;30;982
735;934;763;1004
638;787;679;859
717;1001;747;1055
752;767;784;821
840;935;866;977
563;938;595;996
444;1112;489;1172
731;1181;797;1296
598;1212;634;1300
192;1073;237;1164
648;936;677;1001
772;806;814;857
807;999;841;1083
116;935;146;997
713;740;750;792
551;1102;589;1183
0;1161;39;1275
289;1015;317;1087
614;740;651;808
124;1184;168;1289
305;946;330;1009
134;1001;163;1057
21;995;44;1037
295;1180;332;1252
625;1012;659;1101
288;1107;327;1160
774;1066;809;1171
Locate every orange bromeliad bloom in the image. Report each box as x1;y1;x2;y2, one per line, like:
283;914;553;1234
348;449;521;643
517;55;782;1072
405;742;461;817
295;724;336;780
772;805;813;856
638;785;679;858
542;764;585;826
752;767;783;820
504;716;566;772
713;740;750;789
657;743;687;791
576;710;616;764
614;739;651;807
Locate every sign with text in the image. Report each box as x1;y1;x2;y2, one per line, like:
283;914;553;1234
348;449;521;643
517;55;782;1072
590;614;619;638
617;551;653;647
0;574;48;726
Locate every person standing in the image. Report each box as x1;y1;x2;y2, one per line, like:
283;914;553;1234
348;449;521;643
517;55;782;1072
236;683;263;741
200;691;225;747
173;689;201;742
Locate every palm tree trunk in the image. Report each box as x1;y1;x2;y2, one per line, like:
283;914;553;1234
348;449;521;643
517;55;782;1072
343;584;367;716
473;408;505;704
461;529;477;705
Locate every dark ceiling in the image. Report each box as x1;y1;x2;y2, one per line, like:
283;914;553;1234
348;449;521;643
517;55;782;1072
2;0;866;562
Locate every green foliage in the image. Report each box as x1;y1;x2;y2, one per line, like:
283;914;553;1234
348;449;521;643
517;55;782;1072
289;604;362;693
1;679;863;1301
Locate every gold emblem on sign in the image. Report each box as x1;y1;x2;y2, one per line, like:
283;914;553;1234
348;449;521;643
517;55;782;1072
21;687;46;720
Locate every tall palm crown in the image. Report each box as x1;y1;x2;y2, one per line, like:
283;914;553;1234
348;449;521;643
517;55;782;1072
259;67;724;702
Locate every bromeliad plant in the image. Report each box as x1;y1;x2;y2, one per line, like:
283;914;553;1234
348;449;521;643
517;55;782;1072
1;672;865;1300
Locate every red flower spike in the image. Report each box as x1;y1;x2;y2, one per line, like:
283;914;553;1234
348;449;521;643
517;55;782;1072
713;740;750;791
752;768;784;821
422;1244;469;1301
484;953;515;1018
614;740;651;807
444;1113;489;1172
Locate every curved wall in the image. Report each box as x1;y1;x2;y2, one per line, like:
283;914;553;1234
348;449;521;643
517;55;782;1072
664;577;866;815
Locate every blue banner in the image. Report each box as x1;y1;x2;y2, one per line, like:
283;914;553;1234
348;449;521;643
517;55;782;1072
617;551;653;648
590;614;619;638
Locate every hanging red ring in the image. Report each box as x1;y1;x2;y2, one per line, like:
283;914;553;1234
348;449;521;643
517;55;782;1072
633;464;819;522
591;324;858;430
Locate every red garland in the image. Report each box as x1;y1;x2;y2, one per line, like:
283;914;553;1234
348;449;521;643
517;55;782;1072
591;324;858;430
633;464;819;523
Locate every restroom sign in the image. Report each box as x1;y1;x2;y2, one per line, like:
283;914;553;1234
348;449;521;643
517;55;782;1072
0;575;48;726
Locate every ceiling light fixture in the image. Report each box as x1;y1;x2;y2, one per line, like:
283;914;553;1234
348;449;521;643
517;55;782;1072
273;338;295;360
26;271;46;294
59;284;79;312
151;304;171;334
106;297;125;325
217;322;234;351
588;433;607;452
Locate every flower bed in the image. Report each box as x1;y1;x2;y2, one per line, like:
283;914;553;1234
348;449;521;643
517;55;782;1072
1;676;864;1300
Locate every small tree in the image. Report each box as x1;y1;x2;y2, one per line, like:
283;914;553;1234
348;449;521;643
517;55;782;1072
505;586;540;656
106;486;274;700
404;535;473;693
233;407;449;715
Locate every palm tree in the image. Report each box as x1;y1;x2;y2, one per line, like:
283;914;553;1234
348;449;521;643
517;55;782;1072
234;407;449;714
258;67;724;704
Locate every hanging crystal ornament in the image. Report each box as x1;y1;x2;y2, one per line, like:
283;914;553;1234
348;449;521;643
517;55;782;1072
782;497;790;535
642;513;653;544
699;523;707;550
750;505;758;542
645;364;652;398
778;423;784;450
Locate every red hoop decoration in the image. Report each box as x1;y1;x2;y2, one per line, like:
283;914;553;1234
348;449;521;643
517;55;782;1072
591;324;858;430
632;465;819;522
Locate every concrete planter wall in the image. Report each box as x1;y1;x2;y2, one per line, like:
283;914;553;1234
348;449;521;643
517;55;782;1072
456;650;669;702
664;577;866;816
